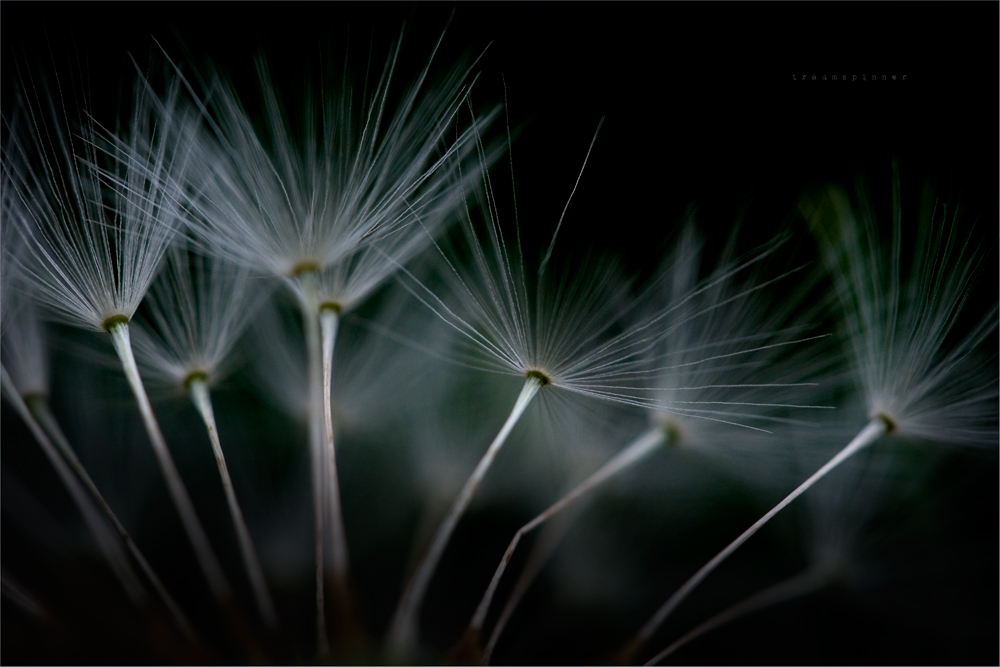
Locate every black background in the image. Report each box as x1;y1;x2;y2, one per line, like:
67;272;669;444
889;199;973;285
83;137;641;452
2;2;997;665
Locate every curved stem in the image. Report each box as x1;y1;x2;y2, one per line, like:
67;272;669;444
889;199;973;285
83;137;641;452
107;322;233;605
643;565;831;665
619;417;887;664
471;426;667;651
1;364;146;608
297;270;329;654
1;569;49;621
189;377;278;631
387;376;544;656
482;504;581;665
27;395;200;645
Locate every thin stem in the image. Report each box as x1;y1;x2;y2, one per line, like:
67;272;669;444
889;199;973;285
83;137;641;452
27;395;200;645
387;376;545;655
1;570;49;621
482;505;583;665
189;377;279;632
470;426;668;647
320;308;352;621
1;364;147;608
107;322;233;605
297;270;329;655
619;417;888;664
643;565;831;666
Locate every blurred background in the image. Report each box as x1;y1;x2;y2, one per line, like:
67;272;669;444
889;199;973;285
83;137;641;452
2;3;996;664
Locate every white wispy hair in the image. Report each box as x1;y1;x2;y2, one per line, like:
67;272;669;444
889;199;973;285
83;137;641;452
3;70;195;331
638;225;837;466
180;33;494;282
401;148;643;404
309;129;504;314
312;216;444;315
404;149;826;422
131;242;275;392
804;174;998;446
1;165;15;334
416;241;637;394
2;289;49;398
1;168;49;396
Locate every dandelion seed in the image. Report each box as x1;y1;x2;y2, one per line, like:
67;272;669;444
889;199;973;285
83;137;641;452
386;111;817;654
461;224;835;663
384;115;622;653
0;163;152;621
132;243;279;630
618;169;999;664
4;146;201;639
131;243;272;393
2;64;256;649
176;32;496;647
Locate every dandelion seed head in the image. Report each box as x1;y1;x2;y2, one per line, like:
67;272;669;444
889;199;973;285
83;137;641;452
182;37;494;297
803;173;999;448
405;138;655;411
525;368;551;385
629;222;838;479
130;242;273;394
3;68;195;332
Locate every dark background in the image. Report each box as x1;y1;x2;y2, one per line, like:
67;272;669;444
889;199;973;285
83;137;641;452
2;2;996;665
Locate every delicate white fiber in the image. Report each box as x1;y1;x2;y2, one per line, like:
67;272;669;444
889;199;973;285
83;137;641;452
4;72;195;331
